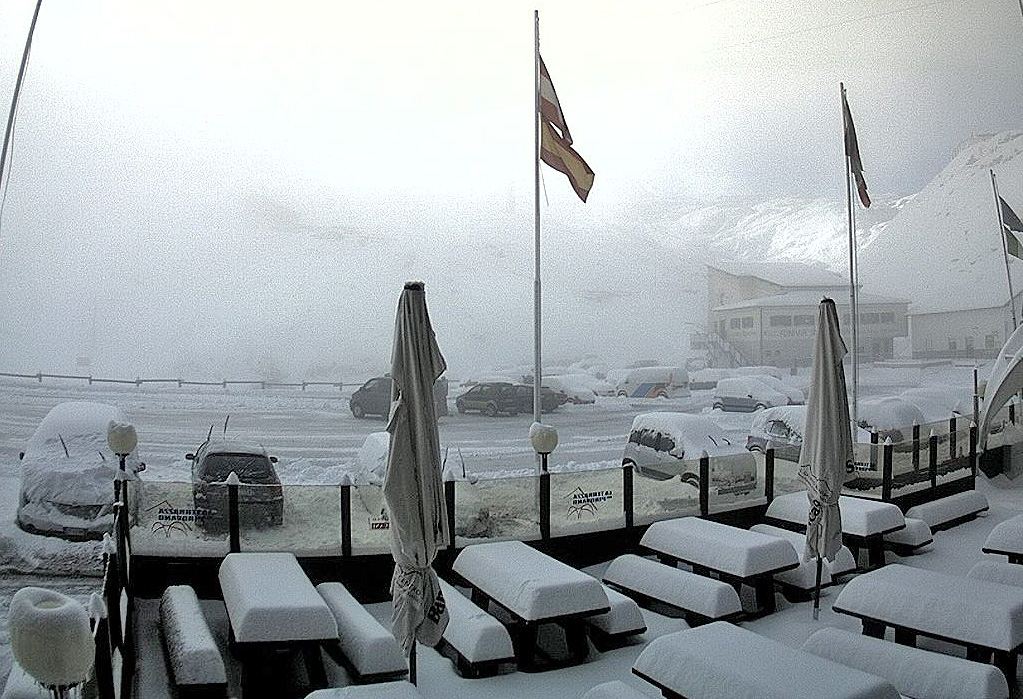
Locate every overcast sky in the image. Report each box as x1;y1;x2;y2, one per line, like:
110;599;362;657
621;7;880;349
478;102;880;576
0;0;1021;376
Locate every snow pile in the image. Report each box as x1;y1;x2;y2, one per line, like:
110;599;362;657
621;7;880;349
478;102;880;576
640;518;798;579
8;587;93;688
436;579;514;665
158;586;226;686
315;582;406;678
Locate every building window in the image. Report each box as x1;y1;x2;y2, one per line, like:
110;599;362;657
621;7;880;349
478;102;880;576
925;338;933;350
986;334;997;349
769;315;792;327
880;312;894;324
730;318;741;329
742;316;753;328
949;338;957;351
861;312;880;324
965;336;974;352
793;315;814;326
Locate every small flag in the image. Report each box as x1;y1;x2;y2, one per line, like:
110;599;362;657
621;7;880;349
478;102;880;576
1001;195;1023;260
842;88;870;209
538;54;594;202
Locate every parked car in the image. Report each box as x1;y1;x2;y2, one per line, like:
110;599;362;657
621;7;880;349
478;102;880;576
615;366;690;399
350;375;449;419
621;412;757;494
455;382;561;416
542;374;597;404
17;401;145;540
712;377;787;412
746;405;807;461
856;397;926;449
188;439;284;532
745;374;805;405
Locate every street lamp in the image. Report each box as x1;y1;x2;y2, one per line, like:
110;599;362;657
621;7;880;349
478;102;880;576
107;421;138;504
529;422;558;473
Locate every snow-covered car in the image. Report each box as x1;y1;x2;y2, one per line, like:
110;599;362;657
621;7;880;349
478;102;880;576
542;374;598;404
745;374;805;405
712;377;788;412
746;405;807;462
857;397;926;449
17;401;144;540
188;439;283;532
622;412;757;494
615;366;690;399
899;386;973;422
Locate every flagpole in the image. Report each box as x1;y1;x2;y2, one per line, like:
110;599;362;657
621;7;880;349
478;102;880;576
842;83;858;427
533;10;543;434
992;170;1019;330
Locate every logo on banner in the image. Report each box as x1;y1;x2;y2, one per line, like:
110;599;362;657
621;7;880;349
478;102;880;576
564;487;613;518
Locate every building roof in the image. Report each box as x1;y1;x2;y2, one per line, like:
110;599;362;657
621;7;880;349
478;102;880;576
712;289;908;313
708;262;849;289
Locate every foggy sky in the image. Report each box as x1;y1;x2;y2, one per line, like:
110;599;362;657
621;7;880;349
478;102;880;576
0;0;1020;379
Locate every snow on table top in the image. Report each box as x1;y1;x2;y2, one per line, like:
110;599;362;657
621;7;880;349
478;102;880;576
640;517;798;578
305;681;423;699
833;563;1023;651
451;540;609;622
984;513;1023;554
218;552;338;643
632;622;900;699
765;492;905;537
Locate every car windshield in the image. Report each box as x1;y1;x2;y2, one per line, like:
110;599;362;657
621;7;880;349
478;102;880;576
200;453;275;484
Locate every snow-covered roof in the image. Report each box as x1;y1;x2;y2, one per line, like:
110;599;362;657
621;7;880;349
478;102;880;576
709;261;849;288
713;290;907;312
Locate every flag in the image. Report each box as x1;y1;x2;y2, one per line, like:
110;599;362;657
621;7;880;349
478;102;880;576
1002;196;1023;260
842;89;870;209
538;54;594;202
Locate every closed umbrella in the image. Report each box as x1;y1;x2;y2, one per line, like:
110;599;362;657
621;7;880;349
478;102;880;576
798;298;851;619
383;281;449;683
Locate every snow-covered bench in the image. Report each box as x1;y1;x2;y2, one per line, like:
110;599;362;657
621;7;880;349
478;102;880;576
581;680;654;699
969;560;1023;588
158;585;227;698
764;492;905;569
434;579;515;678
640;517;798;614
905;490;988;531
601;554;741;626
632;622;900;699
883;516;932;556
833;563;1023;682
749;524;856;598
304;681;423;698
983;513;1023;564
801;626;1009;699
583;584;647;650
315;582;408;684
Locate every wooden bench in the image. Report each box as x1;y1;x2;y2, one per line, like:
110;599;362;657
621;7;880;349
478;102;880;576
983;513;1023;564
905;490;989;532
434;579;515;678
581;680;655;699
969;560;1023;588
315;582;408;684
640;517;798;614
632;622;900;699
158;585;227;699
801;626;1009;699
764;492;905;569
583;584;647;650
883;516;932;556
749;524;856;599
304;681;424;698
833;563;1023;682
602;554;741;626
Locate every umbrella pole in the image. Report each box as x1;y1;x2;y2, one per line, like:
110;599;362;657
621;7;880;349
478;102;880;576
409;642;417;685
812;558;823;620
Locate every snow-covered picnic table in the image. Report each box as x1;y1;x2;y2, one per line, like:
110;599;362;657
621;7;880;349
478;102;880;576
639;517;799;613
833;563;1023;682
764;492;905;568
218;552;340;692
984;513;1023;564
632;621;901;699
451;540;610;670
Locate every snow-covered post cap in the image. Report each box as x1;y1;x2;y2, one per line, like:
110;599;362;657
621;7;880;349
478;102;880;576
88;593;106;622
225;471;241;486
9;587;94;689
529;422;559;455
338;472;353;487
102;533;116;556
106;421;138;456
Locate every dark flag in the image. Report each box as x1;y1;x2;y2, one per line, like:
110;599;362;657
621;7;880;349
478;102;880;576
538;53;594;202
1001;196;1023;260
842;88;870;208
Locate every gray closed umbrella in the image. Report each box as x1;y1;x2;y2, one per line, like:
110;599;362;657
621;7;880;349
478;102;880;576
383;282;449;680
798;298;851;618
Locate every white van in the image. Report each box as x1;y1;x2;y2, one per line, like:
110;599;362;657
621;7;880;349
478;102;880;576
614;366;690;399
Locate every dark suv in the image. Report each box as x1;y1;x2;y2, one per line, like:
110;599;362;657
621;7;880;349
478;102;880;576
350;376;450;419
456;382;561;416
188;440;284;533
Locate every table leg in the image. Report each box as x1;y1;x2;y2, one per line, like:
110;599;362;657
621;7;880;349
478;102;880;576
993;650;1017;684
753;577;776;614
303;642;327;689
893;627;916;647
561;619;590;663
512;623;539;671
966;645;992;664
867;538;885;569
470;588;489;610
862;620;886;638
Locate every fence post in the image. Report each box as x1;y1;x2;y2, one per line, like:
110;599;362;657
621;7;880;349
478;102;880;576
949;416;957;459
622;462;634;529
870;430;879;471
699;452;710;517
912;423;920;471
339;477;352;557
539;471;551;540
765;448;775;503
970;422;978;481
881;439;893;501
928;431;938;492
227;474;240;553
1011;401;1016;426
92;615;116;699
444;478;456;549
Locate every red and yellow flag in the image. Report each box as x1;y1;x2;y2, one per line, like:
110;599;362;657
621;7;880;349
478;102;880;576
538;54;594;202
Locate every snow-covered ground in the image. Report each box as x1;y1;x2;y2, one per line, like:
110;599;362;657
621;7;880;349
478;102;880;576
0;361;1015;697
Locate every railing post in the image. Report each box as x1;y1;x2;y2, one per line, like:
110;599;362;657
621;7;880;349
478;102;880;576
1011;401;1016;426
912;422;920;472
870;429;879;472
970;422;978;481
928;431;938;492
622;462;634;529
444;478;456;549
949;415;957;459
539;471;551;540
882;439;893;501
699;452;710;517
339;477;352;557
765;448;775;503
227;473;240;553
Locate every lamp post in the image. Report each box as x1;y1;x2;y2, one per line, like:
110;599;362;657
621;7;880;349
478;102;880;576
107;421;138;513
529;422;558;473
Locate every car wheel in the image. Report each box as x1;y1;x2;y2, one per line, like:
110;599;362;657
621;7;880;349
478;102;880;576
655;391;669;399
352;403;365;419
680;472;700;489
617;391;628;397
712;402;724;410
754;403;767;411
484;402;498;417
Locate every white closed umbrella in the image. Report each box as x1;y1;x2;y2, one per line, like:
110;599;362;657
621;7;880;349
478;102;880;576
798;298;851;619
383;281;449;684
